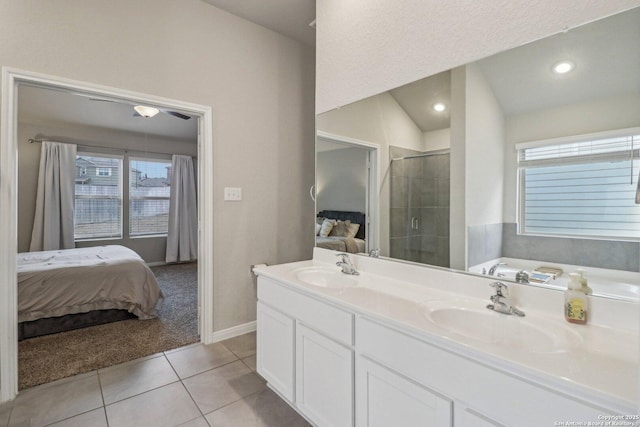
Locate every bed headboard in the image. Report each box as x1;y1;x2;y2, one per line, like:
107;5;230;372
318;210;366;240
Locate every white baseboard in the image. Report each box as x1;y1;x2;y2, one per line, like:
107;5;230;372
208;321;256;343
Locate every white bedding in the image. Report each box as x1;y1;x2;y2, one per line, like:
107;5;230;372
18;245;163;322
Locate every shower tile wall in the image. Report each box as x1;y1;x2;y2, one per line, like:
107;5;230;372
390;148;450;267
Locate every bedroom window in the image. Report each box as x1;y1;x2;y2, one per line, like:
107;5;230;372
74;154;123;240
517;130;640;240
129;158;171;237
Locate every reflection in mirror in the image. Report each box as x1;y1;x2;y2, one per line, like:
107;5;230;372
316;7;640;301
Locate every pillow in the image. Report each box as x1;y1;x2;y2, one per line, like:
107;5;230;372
316;216;326;225
319;219;336;237
346;222;360;238
315;223;322;236
329;220;351;237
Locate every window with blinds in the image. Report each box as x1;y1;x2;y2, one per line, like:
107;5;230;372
74;154;123;240
129;158;171;236
517;131;640;240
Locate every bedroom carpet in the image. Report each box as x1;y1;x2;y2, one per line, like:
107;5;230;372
18;262;199;390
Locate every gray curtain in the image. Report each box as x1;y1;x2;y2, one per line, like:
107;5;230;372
166;155;198;262
29;141;77;251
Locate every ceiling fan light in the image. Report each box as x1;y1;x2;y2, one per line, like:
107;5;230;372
134;105;160;118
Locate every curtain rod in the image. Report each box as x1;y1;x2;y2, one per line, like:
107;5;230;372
28;138;185;157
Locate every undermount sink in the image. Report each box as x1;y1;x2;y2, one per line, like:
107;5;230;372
421;301;582;353
295;267;358;288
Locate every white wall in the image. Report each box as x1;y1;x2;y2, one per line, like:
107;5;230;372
0;0;315;336
316;147;368;213
503;93;640;222
464;63;505;228
316;0;640;113
17;121;197;263
422;128;450;152
316;91;423;255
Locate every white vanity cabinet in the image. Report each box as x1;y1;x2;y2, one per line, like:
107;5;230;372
257;270;632;427
257;276;355;427
357;317;610;427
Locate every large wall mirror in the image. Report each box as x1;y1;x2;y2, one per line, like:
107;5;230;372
315;7;640;302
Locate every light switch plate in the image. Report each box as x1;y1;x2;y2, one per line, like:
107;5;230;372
224;187;242;201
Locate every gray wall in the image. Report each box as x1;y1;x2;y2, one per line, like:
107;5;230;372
316;147;368;214
18;121;197;264
2;0;316;334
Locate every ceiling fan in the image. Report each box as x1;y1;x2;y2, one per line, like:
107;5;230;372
132;105;191;120
88;97;191;120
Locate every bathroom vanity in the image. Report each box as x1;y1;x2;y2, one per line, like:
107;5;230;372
254;248;638;427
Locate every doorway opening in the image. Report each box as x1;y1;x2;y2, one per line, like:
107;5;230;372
315;131;380;253
0;68;214;401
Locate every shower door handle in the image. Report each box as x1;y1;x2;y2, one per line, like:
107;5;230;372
411;217;419;230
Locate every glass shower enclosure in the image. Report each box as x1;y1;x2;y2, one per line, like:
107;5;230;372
389;150;450;267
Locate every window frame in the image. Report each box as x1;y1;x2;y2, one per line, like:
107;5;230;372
516;128;640;242
128;155;172;238
74;152;124;241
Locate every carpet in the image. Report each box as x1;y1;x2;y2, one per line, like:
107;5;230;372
18;262;199;390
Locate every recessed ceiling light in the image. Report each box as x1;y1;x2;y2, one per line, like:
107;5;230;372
552;61;575;74
133;105;160;118
433;103;446;112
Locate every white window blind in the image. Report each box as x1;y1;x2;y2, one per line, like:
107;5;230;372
74;154;123;240
129;158;171;236
518;133;640;240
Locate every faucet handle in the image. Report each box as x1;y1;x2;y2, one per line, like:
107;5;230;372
490;281;509;297
335;253;349;262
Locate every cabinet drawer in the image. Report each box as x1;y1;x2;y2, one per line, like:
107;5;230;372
258;276;354;346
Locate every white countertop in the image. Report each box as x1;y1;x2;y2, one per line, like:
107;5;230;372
254;249;639;413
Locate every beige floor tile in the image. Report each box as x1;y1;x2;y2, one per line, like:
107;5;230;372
221;332;256;359
205;389;311;427
0;401;12;427
242;354;257;372
46;408;107;427
183;360;266;414
99;355;179;404
8;374;102;427
166;343;237;379
177;416;210;427
105;382;201;427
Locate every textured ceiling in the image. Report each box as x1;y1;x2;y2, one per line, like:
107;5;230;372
316;0;640;114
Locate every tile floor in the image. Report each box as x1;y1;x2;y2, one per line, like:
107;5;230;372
0;332;311;427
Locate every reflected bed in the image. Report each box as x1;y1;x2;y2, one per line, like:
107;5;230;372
315;210;366;254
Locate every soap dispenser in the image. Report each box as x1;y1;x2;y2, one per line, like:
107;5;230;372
565;273;588;325
575;268;593;295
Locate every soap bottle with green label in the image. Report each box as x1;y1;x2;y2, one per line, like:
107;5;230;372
565;273;588;325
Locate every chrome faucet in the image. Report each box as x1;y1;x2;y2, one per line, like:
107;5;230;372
515;270;529;284
486;282;525;317
336;253;359;275
368;248;380;258
488;262;506;276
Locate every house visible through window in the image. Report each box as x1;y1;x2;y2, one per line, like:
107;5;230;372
517;130;640;240
129;158;172;236
74;154;123;240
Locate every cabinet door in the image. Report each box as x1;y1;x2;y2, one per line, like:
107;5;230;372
257;302;295;402
356;356;452;427
460;409;505;427
296;323;354;427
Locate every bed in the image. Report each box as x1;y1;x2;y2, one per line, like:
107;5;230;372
17;245;163;340
315;210;366;254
